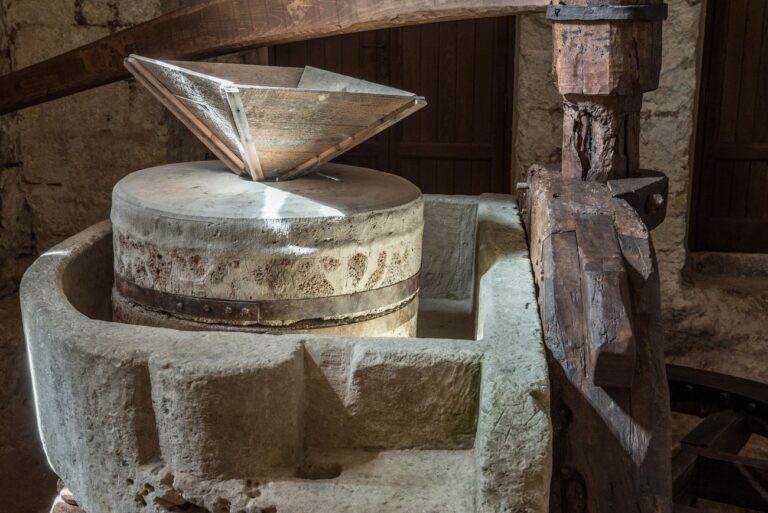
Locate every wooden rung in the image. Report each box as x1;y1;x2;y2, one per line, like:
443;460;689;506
694;447;768;511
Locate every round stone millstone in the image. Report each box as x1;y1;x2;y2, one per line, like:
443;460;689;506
111;161;423;335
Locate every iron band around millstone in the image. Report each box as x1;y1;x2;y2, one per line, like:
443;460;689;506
114;272;420;325
546;4;668;22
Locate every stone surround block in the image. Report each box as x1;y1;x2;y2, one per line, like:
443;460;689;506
344;341;481;449
21;195;551;513
148;341;304;479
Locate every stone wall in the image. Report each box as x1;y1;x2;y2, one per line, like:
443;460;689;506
513;1;767;382
0;1;207;511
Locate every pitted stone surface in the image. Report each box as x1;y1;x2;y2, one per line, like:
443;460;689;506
22;195;551;513
344;340;481;449
148;341;304;478
111;161;423;304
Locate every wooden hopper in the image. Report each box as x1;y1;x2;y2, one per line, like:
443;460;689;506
125;55;426;181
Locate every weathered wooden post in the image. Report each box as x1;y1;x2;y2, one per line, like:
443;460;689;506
519;1;672;512
550;1;666;182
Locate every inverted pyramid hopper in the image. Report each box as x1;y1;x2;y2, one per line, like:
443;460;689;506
125;55;426;181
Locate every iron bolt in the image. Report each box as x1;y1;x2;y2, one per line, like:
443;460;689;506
647;193;665;212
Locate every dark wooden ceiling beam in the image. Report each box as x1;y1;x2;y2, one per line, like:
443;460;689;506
0;0;547;115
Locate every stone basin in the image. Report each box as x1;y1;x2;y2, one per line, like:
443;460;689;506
21;195;551;513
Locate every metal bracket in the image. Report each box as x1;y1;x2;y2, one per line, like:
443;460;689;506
115;273;420;326
607;170;668;230
546;4;668;22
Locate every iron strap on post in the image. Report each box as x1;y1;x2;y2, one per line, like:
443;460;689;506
546;4;668;22
114;272;420;325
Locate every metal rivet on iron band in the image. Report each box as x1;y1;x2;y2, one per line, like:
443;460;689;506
176;302;183;310
203;304;211;312
647;193;665;212
545;4;668;22
225;306;233;315
240;307;250;316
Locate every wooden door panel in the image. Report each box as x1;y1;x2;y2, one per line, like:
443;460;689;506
271;17;514;195
691;0;768;253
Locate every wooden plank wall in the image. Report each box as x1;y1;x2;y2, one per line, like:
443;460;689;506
271;18;515;195
691;0;768;253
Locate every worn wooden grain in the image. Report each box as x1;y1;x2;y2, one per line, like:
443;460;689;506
551;0;663;182
0;0;546;115
521;163;672;513
561;94;643;181
575;214;636;388
124;58;248;175
552;21;662;96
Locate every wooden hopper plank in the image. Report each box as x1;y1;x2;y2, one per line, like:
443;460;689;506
297;66;416;97
280;98;426;179
237;87;418;127
167;60;304;88
235;86;424;178
129;56;263;179
127;55;426;180
124;57;247;177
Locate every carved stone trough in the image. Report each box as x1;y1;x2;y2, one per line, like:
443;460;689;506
21;194;551;513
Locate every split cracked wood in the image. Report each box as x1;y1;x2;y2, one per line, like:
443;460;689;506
551;0;664;182
520;163;672;513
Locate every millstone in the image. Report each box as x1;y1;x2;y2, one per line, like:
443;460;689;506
111;161;423;336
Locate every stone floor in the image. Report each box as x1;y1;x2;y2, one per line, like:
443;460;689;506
666;270;768;384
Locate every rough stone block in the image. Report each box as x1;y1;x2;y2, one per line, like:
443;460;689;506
149;341;304;479
303;339;357;448
21;197;552;512
421;199;477;300
344;341;482;449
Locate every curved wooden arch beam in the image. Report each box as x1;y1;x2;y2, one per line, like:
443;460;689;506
0;0;547;115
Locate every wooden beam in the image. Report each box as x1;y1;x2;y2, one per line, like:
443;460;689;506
575;213;636;388
0;0;547;115
680;410;750;453
672;411;750;508
671;449;697;507
520;163;672;513
550;0;663;181
694;447;768;511
668;364;768;427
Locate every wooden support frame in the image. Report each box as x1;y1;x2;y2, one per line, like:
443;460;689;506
519;2;671;509
519;164;672;512
668;364;768;512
